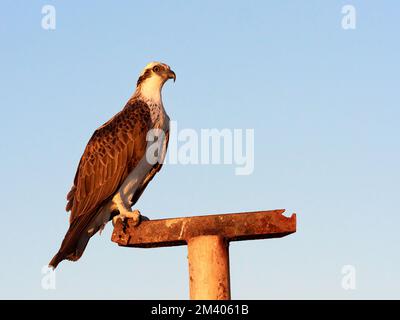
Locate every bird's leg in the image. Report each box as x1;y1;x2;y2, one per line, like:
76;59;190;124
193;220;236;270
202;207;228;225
112;193;142;226
113;208;141;226
112;208;150;226
112;207;141;226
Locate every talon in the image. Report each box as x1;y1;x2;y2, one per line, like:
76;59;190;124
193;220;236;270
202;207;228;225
112;215;121;226
129;209;141;226
112;209;142;226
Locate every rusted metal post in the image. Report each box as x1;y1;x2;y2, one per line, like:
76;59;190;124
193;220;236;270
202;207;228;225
188;235;230;300
111;209;296;300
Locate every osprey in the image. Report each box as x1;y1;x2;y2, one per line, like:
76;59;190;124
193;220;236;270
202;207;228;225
49;62;176;269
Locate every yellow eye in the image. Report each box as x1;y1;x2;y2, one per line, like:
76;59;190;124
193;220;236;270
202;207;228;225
153;66;160;73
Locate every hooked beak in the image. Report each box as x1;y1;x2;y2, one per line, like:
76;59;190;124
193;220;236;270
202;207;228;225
167;69;176;82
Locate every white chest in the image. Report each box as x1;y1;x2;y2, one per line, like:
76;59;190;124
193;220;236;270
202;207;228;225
147;100;170;131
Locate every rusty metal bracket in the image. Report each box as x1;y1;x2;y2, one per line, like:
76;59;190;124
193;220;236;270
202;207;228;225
111;209;296;299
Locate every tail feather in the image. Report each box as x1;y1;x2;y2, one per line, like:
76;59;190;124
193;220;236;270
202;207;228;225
49;253;63;269
49;210;98;269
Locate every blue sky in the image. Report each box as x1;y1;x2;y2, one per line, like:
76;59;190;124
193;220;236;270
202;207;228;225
0;0;399;299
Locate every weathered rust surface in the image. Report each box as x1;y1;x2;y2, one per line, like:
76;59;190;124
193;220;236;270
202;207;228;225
111;209;296;248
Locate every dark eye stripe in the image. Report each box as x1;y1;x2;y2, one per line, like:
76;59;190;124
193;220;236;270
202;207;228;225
136;69;152;86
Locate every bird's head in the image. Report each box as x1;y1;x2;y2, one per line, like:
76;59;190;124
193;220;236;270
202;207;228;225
137;62;175;86
134;62;176;102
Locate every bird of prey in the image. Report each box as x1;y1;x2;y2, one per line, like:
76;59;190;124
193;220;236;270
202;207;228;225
49;62;176;269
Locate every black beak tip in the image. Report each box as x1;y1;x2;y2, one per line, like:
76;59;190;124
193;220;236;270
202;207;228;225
169;70;176;82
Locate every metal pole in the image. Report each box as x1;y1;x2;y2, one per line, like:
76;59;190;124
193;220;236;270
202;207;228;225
187;235;231;300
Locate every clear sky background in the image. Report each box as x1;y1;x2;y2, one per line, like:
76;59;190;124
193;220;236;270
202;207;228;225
0;0;399;299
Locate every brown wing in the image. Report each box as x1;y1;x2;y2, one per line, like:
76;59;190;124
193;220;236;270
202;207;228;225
66;99;153;224
49;99;155;268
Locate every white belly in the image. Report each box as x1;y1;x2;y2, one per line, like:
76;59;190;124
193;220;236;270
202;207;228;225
116;154;154;206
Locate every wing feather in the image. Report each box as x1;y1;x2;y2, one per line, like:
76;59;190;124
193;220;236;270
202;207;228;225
66;100;152;223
